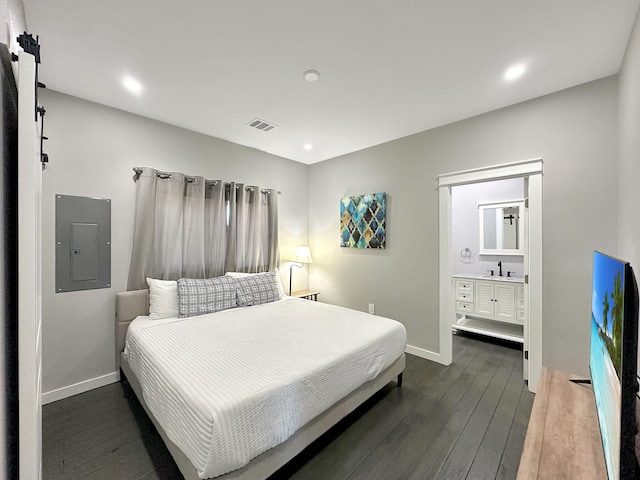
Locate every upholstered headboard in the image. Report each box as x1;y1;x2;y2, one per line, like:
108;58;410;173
115;289;149;365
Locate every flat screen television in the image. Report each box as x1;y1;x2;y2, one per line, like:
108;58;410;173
590;251;639;480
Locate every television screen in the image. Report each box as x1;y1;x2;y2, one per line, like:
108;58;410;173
590;251;639;480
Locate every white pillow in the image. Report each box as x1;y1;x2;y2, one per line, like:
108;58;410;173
146;278;178;319
226;269;286;298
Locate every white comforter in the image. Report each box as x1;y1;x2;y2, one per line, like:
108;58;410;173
124;298;406;479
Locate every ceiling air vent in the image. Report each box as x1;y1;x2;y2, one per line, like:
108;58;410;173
247;118;278;132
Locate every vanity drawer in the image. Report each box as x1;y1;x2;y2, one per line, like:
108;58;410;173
456;280;474;295
517;308;525;323
456;301;474;314
517;285;525;299
457;291;473;302
517;297;525;310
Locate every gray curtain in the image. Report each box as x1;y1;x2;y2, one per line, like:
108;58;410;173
225;183;279;273
204;181;227;278
127;167;279;290
182;176;206;278
153;171;186;280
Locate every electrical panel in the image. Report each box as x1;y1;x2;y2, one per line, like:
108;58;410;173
55;194;111;292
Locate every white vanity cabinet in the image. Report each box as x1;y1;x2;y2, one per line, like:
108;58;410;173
453;275;524;343
475;281;518;324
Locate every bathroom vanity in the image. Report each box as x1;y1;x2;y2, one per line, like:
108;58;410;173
452;273;525;343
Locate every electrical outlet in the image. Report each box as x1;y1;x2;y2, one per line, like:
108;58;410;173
368;303;375;315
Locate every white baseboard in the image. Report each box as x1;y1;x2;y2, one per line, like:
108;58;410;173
42;371;121;405
405;344;443;364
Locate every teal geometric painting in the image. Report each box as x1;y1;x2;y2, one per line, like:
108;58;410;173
340;193;386;248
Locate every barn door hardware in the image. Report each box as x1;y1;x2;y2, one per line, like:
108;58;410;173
14;32;49;165
37;106;48;165
16;32;43;121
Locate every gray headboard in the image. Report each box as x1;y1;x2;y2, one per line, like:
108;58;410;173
115;289;149;366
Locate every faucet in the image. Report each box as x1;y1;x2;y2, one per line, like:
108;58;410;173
498;261;503;277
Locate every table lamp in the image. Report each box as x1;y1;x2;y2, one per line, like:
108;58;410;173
289;245;313;295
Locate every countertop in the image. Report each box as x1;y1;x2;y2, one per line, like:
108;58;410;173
452;273;524;283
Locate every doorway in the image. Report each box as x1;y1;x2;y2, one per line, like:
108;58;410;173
437;159;543;393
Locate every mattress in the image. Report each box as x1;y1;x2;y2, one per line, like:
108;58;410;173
124;298;407;479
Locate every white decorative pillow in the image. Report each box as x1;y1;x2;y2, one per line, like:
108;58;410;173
146;278;178;319
234;271;281;307
177;276;237;318
226;269;286;298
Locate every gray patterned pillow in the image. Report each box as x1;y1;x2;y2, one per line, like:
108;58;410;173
235;271;281;307
177;276;237;318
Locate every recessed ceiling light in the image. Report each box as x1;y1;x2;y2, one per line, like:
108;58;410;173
303;143;313;151
504;64;526;82
122;76;143;95
303;70;320;82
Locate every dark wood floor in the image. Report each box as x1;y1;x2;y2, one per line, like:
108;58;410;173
43;333;533;479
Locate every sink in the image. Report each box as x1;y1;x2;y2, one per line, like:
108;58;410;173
454;273;524;282
480;275;522;281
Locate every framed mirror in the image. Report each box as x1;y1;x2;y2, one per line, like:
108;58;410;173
478;200;525;255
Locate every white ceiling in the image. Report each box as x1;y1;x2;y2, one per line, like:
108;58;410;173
23;0;640;164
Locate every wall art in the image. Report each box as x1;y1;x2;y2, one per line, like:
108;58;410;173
339;192;386;248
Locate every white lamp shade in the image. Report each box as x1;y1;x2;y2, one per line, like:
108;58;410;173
294;245;313;264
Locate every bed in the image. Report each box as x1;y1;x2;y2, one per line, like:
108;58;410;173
116;289;406;480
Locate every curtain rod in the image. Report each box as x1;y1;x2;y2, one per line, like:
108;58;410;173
132;167;281;194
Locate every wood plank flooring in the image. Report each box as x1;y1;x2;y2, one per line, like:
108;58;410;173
42;333;533;479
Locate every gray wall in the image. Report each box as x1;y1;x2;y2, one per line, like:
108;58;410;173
618;10;640;368
309;76;618;376
40;90;309;396
451;178;524;277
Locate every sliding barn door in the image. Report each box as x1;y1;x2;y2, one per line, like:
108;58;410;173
18;49;43;480
0;42;19;480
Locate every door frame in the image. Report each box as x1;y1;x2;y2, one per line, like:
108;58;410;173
437;158;543;392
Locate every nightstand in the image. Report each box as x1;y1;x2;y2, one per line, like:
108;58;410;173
291;290;320;301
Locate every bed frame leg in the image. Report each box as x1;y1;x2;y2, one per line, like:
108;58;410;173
397;372;403;388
